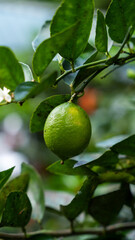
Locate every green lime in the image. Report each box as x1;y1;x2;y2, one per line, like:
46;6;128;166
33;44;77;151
44;102;91;160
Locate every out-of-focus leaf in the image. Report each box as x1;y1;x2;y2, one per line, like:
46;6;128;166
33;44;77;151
0;174;29;219
106;0;135;43
32;20;51;51
20;62;33;82
95;10;108;52
47;159;95;176
73;51;98;88
33;23;78;76
96;135;128;149
111;135;135;157
87;150;119;169
0;191;32;227
88;189;126;226
30;94;70;133
21;163;45;222
50;0;94;61
0;167;14;190
99;171;135;184
61;176;99;221
0;47;24;91
14;72;57;102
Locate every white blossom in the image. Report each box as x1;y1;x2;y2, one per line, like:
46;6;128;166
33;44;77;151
0;87;12;103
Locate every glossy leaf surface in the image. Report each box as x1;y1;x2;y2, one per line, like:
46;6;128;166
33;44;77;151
87;150;119;169
30;94;70;133
0;47;24;90
14;72;57;102
20;62;33;82
50;0;94;61
95;10;108;52
33;24;78;76
106;0;135;43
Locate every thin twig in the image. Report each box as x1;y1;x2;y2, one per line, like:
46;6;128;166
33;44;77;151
101;57;135;79
55;58;107;84
1;222;135;239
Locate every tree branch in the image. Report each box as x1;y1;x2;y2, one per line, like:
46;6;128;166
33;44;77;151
1;222;135;239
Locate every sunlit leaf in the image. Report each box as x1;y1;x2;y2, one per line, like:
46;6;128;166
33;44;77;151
0;167;14;190
33;23;78;76
95;10;108;52
21;163;45;222
50;0;94;61
47;159;95;176
0;191;32;227
0;47;24;91
30;94;70;133
106;0;135;43
61;176;99;220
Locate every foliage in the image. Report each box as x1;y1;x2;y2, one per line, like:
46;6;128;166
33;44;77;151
0;0;135;239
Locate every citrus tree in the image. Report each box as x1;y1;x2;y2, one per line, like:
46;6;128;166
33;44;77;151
0;0;135;239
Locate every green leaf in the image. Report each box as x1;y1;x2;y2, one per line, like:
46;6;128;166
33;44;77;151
95;10;108;52
47;159;94;176
73;51;98;88
33;23;78;76
0;173;29;219
20;62;33;82
0;191;32;227
96;135;128;149
0;47;24;91
88;189;126;226
111;134;135;157
99;171;135;184
30;94;70;133
14;82;38;102
87;150;119;169
0;167;14;190
14;72;57;102
106;0;135;43
21;163;45;222
61;176;99;221
32;20;51;51
50;0;94;61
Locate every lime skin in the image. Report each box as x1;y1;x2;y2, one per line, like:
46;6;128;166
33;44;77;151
44;102;91;160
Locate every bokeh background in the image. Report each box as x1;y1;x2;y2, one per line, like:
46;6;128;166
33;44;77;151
1;0;135;238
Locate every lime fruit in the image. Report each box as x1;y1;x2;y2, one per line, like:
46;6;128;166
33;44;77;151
44;102;91;160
